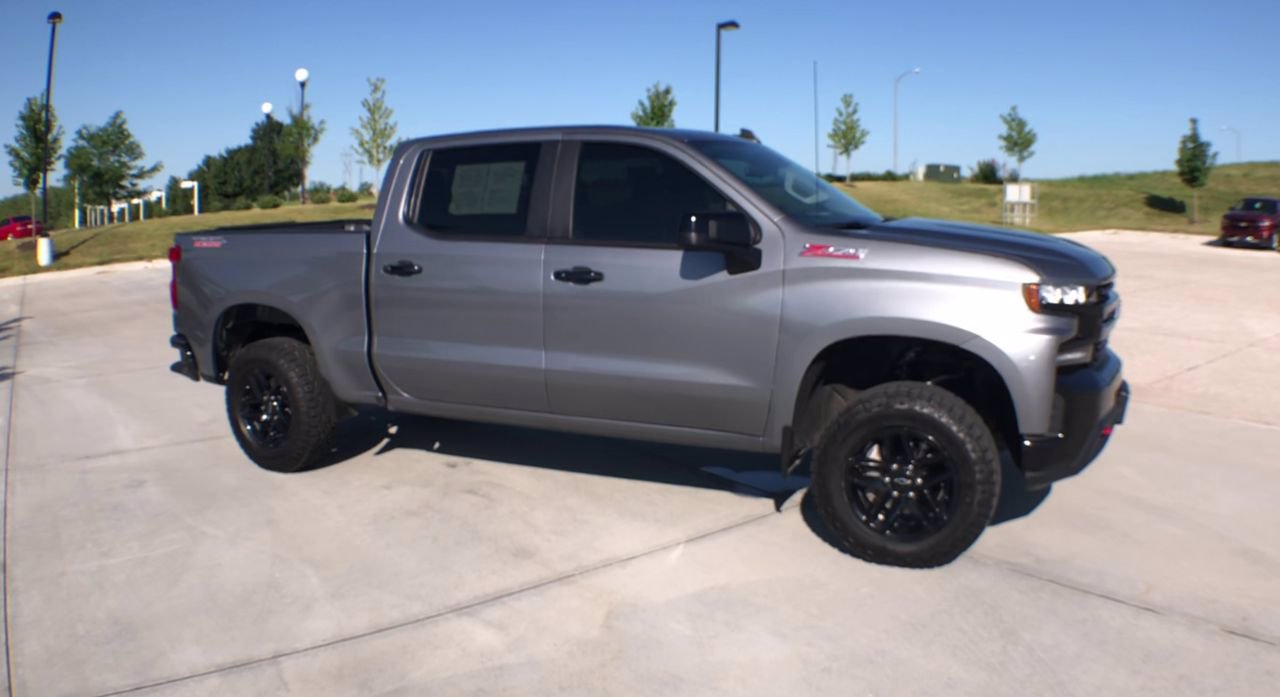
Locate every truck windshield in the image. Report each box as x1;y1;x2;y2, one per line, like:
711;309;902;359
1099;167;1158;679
690;139;882;228
1234;199;1277;214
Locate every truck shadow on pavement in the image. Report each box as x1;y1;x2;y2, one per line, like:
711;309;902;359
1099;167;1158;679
316;409;1050;537
318;409;808;507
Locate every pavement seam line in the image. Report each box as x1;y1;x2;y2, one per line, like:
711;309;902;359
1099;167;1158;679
1143;329;1280;387
971;553;1279;648
2;277;28;697
89;507;783;697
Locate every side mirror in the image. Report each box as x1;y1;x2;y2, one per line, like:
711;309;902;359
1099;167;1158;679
679;211;762;274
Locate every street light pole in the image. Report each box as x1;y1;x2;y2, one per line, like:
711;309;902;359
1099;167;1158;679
892;67;921;175
261;102;274;196
295;68;309;203
1221;126;1241;163
38;11;63;267
714;20;739;133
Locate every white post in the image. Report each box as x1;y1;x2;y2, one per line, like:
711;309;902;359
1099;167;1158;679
73;178;81;229
181;180;199;216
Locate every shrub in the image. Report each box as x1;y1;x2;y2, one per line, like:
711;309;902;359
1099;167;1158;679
357;181;374;196
256;195;283;209
308;181;333;196
230;197;253;210
310;190;332;204
823;171;907;183
970;159;1003;184
335;189;358;203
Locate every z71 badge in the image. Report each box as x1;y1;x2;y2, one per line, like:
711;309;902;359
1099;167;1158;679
800;243;867;260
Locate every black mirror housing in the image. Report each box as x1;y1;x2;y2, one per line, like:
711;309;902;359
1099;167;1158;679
680;211;762;274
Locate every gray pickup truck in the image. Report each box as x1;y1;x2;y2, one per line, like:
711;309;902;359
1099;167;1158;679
168;126;1127;567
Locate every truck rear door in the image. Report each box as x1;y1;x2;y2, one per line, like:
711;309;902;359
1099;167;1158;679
541;139;784;436
369;140;556;412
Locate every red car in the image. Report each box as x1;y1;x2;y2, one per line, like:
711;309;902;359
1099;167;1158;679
0;215;42;241
1219;197;1280;250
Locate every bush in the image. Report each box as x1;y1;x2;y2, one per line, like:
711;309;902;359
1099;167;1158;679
308;181;333;196
309;190;332;204
357;181;374;196
823;170;907;183
257;195;283;209
970;159;1003;185
230;197;254;210
335;189;358;203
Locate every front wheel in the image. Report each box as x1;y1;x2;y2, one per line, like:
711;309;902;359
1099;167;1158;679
810;381;1001;568
225;337;339;472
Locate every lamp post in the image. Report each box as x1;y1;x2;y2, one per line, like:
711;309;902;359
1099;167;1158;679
714;20;739;133
37;10;63;267
180;180;199;216
261;101;274;196
892;67;921;175
295;67;309;203
1220;126;1241;163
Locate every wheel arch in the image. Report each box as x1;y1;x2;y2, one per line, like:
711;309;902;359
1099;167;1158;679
212;303;314;382
777;331;1022;471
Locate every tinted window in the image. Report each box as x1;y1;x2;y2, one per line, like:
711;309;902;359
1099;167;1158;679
1235;198;1278;214
414;143;540;237
572;143;733;245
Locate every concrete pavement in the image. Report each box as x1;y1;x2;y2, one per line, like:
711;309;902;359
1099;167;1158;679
0;233;1276;696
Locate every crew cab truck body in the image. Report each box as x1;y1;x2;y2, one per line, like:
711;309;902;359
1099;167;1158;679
169;126;1127;567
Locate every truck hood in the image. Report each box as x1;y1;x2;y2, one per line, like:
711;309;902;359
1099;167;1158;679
864;217;1115;284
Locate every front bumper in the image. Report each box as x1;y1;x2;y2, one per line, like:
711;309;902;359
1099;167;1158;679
1020;350;1128;489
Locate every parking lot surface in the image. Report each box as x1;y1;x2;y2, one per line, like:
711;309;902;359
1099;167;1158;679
0;231;1276;696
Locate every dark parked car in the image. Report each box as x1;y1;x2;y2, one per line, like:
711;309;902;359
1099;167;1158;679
0;215;41;241
1219;197;1280;250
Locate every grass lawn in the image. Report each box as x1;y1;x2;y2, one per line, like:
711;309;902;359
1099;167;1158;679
0;199;374;279
2;163;1276;279
842;161;1280;235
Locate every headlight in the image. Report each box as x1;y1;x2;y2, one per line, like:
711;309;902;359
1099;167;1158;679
1022;283;1088;313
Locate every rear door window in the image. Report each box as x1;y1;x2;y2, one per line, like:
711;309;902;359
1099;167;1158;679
412;143;541;238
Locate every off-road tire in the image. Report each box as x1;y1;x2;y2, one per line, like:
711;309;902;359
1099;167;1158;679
225;337;338;473
810;381;1000;568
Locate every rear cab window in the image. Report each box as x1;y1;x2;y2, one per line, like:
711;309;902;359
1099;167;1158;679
409;143;542;238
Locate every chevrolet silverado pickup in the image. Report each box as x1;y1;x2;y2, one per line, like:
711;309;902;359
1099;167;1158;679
168;126;1128;567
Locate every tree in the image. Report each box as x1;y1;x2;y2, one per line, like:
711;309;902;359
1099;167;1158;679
350;77;398;193
64;111;162;208
1176;117;1217;223
997;105;1037;178
5;96;64;221
285;101;326;203
631;83;677;128
827;93;869;182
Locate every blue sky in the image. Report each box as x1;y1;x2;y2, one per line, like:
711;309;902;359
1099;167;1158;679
1;0;1276;199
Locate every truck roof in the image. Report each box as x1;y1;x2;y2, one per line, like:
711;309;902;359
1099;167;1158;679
402;125;747;148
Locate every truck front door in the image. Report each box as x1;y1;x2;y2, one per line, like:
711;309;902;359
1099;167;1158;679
370;141;554;412
541;140;783;436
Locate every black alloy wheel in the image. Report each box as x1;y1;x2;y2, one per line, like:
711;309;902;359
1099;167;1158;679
844;426;957;541
235;367;293;449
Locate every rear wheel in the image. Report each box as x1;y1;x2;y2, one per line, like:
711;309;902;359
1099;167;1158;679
226;337;339;472
810;381;1000;567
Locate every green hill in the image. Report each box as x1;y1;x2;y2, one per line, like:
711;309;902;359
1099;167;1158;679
0;200;374;278
2;162;1275;279
842;161;1280;235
